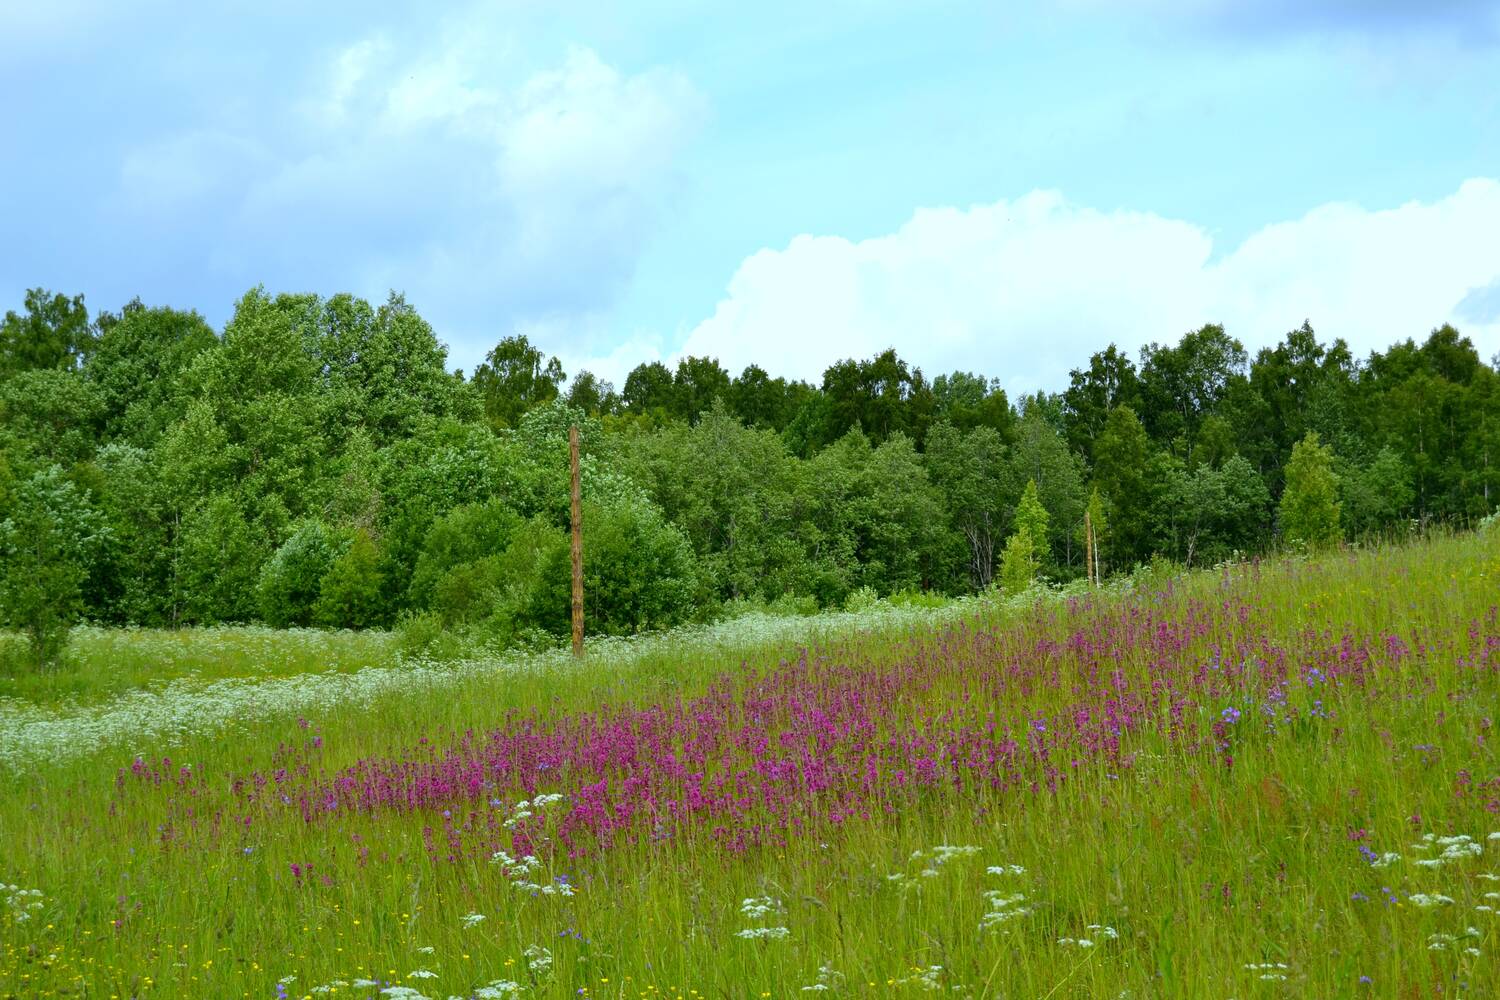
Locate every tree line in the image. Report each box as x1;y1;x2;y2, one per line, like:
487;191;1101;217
2;285;1497;665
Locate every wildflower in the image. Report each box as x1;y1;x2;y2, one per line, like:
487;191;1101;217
735;926;790;940
739;897;779;921
1221;707;1242;724
473;983;524;999
461;912;486;929
986;865;1026;877
1408;893;1455;908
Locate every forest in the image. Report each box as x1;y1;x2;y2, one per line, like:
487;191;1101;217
2;285;1497;664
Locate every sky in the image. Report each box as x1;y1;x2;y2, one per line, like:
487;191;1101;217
3;0;1499;395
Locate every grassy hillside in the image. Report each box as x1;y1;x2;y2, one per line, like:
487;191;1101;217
3;533;1499;998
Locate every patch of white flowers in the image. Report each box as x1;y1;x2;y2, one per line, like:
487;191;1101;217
736;896;790;940
488;851;576;897
380;988;431;1000
889;844;987;892
461;912;486;929
1059;925;1119;948
979;861;1032;932
1;583;1094;769
893;965;950;992
1370;852;1402;869
802;963;845;992
2;883;45;924
523;944;553;979
1408;893;1456;908
467;983;524;999
503;793;568;830
1410;833;1485;867
1244;962;1289;981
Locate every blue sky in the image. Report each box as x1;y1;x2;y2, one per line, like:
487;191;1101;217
3;1;1499;392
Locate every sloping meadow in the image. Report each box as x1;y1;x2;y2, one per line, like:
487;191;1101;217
3;535;1500;998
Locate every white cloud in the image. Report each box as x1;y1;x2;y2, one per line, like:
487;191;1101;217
678;179;1500;393
115;21;705;373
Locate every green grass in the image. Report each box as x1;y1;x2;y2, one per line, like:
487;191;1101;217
3;534;1500;999
0;626;399;706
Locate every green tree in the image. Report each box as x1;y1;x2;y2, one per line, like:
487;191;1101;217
1062;345;1140;463
408;500;522;611
257;521;347;627
471;334;565;429
1013;479;1050;575
175;493;267;624
1091;405;1154;568
622;361;676;415
1279;432;1342;549
998;529;1035;596
1138;324;1248;458
315;531;386;628
0;289;95;376
84;300;217;446
0;369;103;467
566;371;620;416
0;467;109;667
1340;447;1415;538
923;422;1007;590
672;356;732;422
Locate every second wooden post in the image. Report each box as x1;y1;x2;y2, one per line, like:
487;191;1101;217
569;424;584;657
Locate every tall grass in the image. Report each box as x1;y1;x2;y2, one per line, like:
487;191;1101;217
3;533;1499;999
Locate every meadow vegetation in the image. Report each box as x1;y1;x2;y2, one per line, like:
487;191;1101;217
4;530;1499;998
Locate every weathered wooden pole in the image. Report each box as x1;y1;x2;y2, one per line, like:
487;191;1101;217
569;425;584;657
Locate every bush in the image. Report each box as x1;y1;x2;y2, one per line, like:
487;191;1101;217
315;531;385;628
0;467;108;668
257;521;347;627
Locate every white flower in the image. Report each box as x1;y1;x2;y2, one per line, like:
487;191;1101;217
1408;893;1455;908
740;897;780;921
735;926;790;940
1371;852;1402;868
986;864;1026;877
408;969;438;979
523;945;553;977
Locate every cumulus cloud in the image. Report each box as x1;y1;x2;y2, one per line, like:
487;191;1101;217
114;22;706;374
676;180;1500;394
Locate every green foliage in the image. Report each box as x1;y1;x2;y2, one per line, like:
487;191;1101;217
1279;431;1342;549
0;467;108;667
3;281;1499;649
176;494;266;624
314;531;386;629
0;369;104;467
408;500;522;612
0;288;95;376
85;300;217;445
1153;454;1269;567
1013;478;1049;551
257;521;347;627
1341;447;1415;538
472;334;565;429
997;528;1035;595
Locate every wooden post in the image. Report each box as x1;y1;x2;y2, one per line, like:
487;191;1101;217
569;425;584;657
